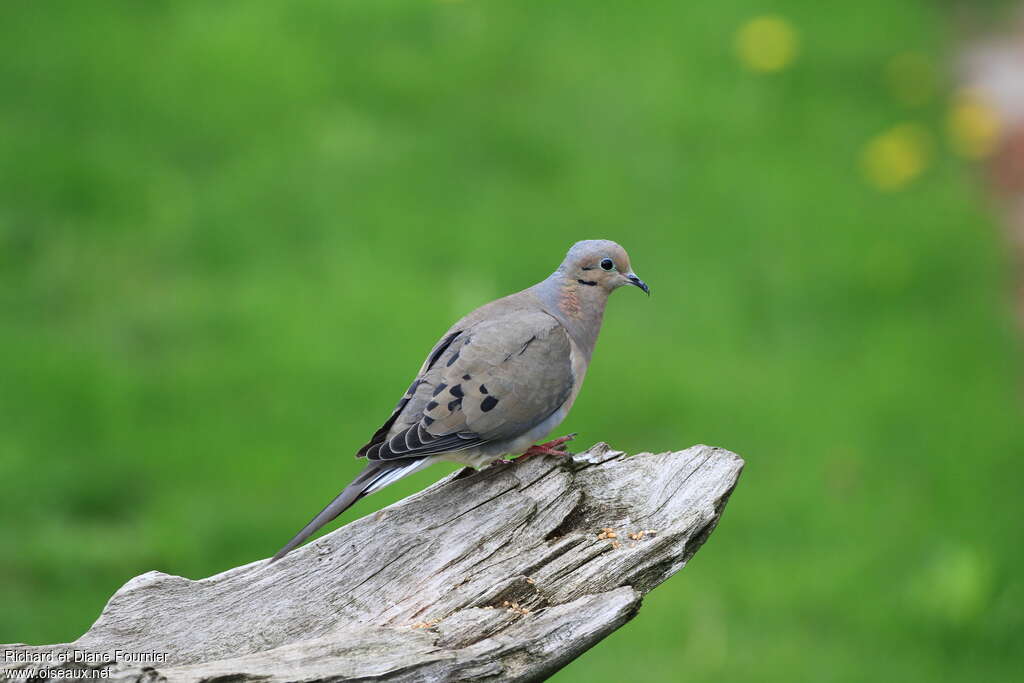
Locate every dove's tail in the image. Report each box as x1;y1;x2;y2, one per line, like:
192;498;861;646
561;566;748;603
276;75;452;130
269;459;427;563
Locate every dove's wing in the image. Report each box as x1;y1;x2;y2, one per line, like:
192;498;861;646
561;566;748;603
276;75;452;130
271;309;574;563
357;309;575;461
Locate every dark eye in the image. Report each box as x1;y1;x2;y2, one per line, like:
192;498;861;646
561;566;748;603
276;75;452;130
600;258;615;271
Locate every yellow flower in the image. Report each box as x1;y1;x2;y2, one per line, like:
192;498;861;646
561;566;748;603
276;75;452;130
735;16;799;73
861;124;932;191
948;89;1001;159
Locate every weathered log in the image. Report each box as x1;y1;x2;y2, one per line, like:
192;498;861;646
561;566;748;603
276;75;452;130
1;443;743;682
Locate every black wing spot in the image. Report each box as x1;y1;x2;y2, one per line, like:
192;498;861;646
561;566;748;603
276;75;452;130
448;398;462;412
446;351;460;367
432;383;447;397
479;384;488;394
426;400;439;412
406;379;421;395
481;396;499;412
463;374;471;380
450;384;464;398
423;416;435;426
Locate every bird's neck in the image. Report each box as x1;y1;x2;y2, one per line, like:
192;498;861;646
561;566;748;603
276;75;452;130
532;272;608;359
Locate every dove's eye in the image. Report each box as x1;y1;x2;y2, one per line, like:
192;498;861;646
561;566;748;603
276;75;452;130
600;258;615;271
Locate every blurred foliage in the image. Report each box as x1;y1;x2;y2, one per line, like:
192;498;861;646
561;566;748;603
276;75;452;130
1;1;1022;681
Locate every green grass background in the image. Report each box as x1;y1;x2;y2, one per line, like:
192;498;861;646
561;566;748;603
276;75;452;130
2;1;1022;680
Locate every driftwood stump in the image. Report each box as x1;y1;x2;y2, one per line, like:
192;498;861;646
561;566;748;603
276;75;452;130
1;443;743;682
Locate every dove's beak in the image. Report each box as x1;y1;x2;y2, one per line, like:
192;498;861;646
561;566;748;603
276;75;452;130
626;273;650;296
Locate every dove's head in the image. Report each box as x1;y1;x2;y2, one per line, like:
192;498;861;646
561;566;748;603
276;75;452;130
559;240;650;296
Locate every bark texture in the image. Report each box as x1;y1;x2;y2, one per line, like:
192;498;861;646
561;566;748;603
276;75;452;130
2;443;743;683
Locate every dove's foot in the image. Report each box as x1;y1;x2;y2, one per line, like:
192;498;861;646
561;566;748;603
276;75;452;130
519;433;577;459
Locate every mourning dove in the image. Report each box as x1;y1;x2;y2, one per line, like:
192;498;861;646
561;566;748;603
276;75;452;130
271;239;648;562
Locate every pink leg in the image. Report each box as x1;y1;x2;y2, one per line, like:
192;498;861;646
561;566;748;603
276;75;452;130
519;433;577;459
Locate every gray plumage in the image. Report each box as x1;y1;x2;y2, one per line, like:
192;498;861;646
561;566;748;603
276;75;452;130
271;239;648;562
